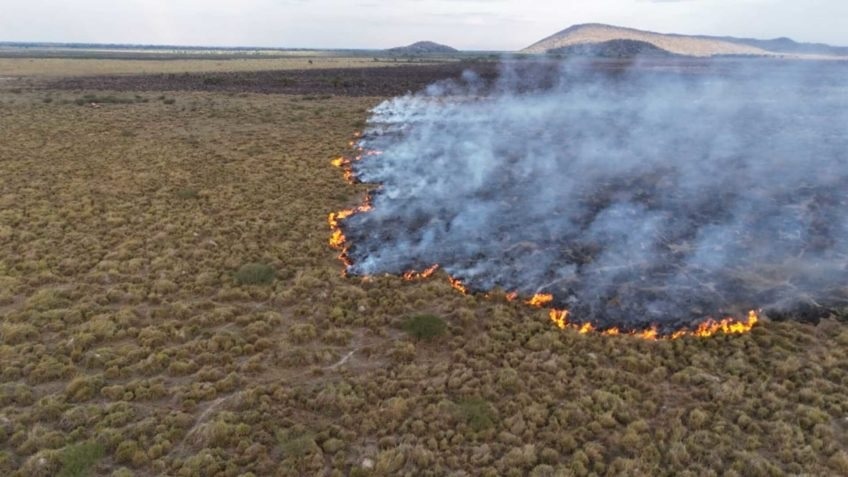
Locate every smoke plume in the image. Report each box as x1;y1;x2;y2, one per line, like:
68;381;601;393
341;59;848;332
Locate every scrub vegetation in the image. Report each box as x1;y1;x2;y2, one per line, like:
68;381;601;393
0;60;846;476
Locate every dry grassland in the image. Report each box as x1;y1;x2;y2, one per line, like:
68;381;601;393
0;81;847;476
0;57;402;78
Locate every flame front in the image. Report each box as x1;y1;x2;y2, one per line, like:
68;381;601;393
327;148;375;275
403;264;440;281
546;307;759;340
692;310;759;337
328;133;761;340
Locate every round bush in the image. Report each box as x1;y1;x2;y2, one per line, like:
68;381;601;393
234;263;275;285
401;314;447;341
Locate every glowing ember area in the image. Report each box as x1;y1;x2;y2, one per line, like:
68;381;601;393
329;62;848;337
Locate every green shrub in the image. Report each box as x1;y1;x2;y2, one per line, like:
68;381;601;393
58;441;104;477
74;95;136;106
276;428;318;458
235;263;275;285
401;314;447;341
175;188;199;199
457;398;495;431
0;451;13;472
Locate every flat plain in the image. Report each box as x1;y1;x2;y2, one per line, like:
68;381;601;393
0;57;416;78
0;55;847;476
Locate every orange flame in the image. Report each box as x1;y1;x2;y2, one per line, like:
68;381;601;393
691;310;759;337
403;264;440;281
343;169;356;184
547;308;758;340
449;277;468;294
549;309;569;329
636;327;659;341
527;293;553;307
505;292;519;302
329;229;346;249
328;198;373;246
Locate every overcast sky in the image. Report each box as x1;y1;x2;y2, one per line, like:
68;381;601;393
2;0;846;50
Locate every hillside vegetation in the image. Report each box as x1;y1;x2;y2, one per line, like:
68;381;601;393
387;41;459;54
547;39;676;58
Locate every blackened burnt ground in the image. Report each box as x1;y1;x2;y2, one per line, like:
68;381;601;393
40;62;500;96
37;57;832;97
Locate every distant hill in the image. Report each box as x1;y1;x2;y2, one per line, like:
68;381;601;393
387;41;458;54
522;23;848;58
709;36;848;57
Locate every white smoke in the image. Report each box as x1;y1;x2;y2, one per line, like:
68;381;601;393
342;59;848;331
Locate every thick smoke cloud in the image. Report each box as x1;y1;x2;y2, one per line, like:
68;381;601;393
342;59;848;331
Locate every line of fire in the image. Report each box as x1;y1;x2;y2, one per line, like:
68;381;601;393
328;133;759;340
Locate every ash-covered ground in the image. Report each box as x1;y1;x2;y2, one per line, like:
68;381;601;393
341;59;848;332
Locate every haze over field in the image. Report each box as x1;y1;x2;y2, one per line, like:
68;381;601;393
1;0;847;50
343;61;848;332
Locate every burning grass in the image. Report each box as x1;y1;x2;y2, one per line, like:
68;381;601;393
329;61;848;339
327;134;762;340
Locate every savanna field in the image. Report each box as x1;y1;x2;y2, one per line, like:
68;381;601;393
1;57;847;476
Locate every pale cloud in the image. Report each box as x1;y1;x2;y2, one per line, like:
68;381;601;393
0;0;845;50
